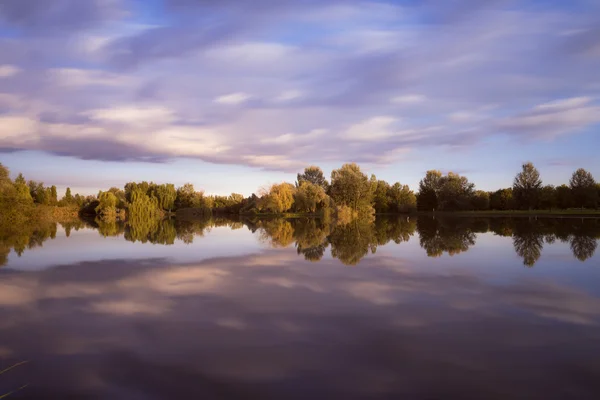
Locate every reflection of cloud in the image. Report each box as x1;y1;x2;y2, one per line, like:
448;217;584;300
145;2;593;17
1;252;600;397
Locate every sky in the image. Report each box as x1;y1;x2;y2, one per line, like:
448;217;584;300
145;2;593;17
0;0;599;196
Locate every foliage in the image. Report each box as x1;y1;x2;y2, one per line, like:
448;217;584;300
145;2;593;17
329;163;374;214
294;181;329;213
513;162;542;210
570;168;597;209
262;183;296;213
297;166;329;190
490;188;514;210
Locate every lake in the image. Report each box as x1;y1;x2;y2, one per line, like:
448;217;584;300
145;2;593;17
1;216;600;399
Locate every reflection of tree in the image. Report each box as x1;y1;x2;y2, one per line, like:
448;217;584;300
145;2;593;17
0;221;59;266
258;219;295;248
125;218;177;245
329;220;375;265
417;217;476;257
570;235;597;261
373;216;416;245
293;219;330;262
96;218;125;237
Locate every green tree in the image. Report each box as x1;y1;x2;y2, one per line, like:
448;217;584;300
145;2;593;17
388;182;417;213
175;183;199;209
152;183;177;212
437;172;475;211
417;170;442;211
372;180;391;213
513;162;542;210
539;185;557;210
63;187;73;204
297;166;328;190
472;190;490;211
490;188;513;210
569;168;597;209
329;163;374;214
294;181;329;213
49;185;58;205
555;184;573;209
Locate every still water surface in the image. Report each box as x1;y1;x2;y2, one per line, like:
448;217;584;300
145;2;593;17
1;216;600;399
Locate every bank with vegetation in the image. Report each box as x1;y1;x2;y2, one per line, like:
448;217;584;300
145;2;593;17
1;161;599;228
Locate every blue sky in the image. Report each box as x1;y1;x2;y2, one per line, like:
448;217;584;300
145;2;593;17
0;0;599;196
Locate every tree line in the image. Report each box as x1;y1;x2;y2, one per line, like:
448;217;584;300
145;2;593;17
1;162;599;226
417;163;599;212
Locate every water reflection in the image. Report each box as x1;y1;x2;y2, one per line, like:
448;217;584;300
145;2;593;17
1;216;599;267
2;249;600;398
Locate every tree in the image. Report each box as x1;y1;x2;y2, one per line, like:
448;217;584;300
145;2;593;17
63;187;73;204
175;183;198;209
472;191;490;211
539;185;557;211
152;183;177;212
372;180;391;213
437;172;475;211
388;182;417;213
513;162;542;210
417;170;442;211
294;181;328;213
96;191;118;217
263;183;295;213
569;168;597;209
490;188;513;210
50;185;58;205
555;184;573;209
329;163;373;213
297;166;328;190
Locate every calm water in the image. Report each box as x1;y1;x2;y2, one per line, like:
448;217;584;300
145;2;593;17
1;216;600;399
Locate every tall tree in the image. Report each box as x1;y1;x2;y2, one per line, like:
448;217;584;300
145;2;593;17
263;183;295;213
437;172;475;211
294;181;329;213
417;170;442;211
569;168;597;209
513;162;542;210
297;166;328;190
50;185;58;205
329;163;373;213
490;188;513;210
388;182;417;213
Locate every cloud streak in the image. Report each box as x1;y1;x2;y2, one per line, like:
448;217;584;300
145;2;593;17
0;0;599;172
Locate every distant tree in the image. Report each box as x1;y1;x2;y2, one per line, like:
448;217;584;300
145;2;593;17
539;185;557;211
152;183;177;212
472;190;490;211
329;163;374;213
297;166;328;190
513;162;542;210
417;170;442;211
569;168;597;209
437;172;475;211
63;187;73;204
373;180;391;213
489;188;514;210
388;182;417;213
175;183;198;209
294;181;328;213
14;173;26;186
264;183;295;213
95;191;119;220
49;185;58;205
555;184;573;209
